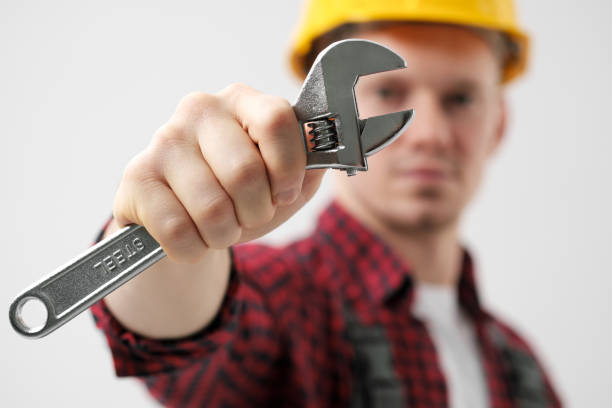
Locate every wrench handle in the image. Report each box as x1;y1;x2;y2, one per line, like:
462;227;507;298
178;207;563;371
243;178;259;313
9;224;165;338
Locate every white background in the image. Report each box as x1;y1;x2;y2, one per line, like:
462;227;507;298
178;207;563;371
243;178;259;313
1;1;610;406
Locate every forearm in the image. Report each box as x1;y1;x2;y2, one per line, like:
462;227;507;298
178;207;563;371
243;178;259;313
102;218;232;340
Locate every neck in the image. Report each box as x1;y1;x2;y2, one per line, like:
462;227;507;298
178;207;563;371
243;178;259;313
383;222;463;286
336;197;463;287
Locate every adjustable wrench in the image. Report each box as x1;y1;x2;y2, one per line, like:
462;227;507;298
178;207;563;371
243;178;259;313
9;39;414;338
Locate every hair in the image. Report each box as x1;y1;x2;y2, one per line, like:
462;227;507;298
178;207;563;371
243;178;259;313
303;21;520;82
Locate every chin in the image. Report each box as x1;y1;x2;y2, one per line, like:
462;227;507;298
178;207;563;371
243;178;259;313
376;195;460;234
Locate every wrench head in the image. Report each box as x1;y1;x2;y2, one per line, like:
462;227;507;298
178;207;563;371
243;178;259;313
293;39;414;174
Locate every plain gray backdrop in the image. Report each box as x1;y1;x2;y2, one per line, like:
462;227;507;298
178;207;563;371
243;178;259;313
2;1;611;406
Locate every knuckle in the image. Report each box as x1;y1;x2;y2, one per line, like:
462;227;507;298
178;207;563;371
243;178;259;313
227;156;266;189
220;82;250;98
158;215;194;248
275;170;304;192
178;91;214;112
152;122;188;152
122;157;140;182
193;194;241;249
254;97;295;135
175;92;219;124
241;196;275;229
205;225;242;249
260;204;276;224
242;206;274;230
197;194;235;226
123;151;157;183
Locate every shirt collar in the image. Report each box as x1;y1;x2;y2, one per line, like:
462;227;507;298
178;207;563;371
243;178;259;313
315;200;485;319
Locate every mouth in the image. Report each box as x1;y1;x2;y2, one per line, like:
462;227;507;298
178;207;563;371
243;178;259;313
395;167;449;182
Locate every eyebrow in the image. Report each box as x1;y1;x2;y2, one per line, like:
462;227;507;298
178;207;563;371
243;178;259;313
357;72;492;93
445;79;483;93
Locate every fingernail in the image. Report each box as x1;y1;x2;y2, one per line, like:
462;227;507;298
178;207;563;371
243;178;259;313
275;188;298;206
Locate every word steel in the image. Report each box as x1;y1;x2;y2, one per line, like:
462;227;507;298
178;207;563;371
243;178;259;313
9;225;164;338
93;237;146;276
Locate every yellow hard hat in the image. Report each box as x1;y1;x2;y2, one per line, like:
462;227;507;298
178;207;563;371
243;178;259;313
289;0;529;83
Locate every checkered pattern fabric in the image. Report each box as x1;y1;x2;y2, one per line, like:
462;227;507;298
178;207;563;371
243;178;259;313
91;201;562;407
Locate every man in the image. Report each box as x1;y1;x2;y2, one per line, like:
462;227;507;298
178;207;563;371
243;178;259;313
91;0;562;406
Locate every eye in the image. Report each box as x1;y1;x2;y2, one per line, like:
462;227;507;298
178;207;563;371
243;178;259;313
443;91;473;110
446;92;472;106
373;83;407;105
376;87;396;99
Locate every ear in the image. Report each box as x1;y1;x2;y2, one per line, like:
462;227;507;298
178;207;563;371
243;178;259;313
487;94;507;157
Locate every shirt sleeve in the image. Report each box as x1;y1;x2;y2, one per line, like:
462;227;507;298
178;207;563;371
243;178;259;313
89;221;286;406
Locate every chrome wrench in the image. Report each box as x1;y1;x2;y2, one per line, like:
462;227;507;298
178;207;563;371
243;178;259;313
9;39;414;338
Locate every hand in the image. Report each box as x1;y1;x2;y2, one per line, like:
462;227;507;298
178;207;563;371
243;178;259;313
113;84;326;263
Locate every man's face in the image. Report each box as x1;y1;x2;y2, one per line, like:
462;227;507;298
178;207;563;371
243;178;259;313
334;23;506;233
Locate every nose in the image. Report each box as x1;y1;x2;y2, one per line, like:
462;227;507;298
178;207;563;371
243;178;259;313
397;91;451;154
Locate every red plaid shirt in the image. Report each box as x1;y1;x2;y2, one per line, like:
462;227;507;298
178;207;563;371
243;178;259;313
91;201;562;407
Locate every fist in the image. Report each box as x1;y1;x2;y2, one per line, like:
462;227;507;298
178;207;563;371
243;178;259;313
113;84;326;263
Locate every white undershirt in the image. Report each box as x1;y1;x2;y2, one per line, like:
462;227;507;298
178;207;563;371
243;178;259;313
412;282;488;408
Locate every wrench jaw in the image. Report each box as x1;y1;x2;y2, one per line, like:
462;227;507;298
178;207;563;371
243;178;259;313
361;109;415;157
293;39;413;175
